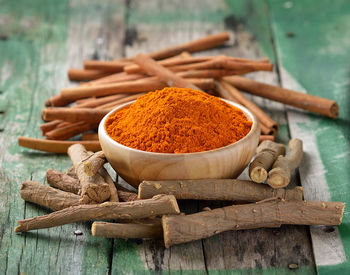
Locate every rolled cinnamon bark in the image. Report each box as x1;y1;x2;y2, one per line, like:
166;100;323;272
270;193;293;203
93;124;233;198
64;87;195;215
125;56;211;74
84;60;131;72
20;180;80;211
82;133;98;141
162;199;345;247
91;222;163;239
178;69;235;79
217;80;278;135
40;120;63;135
125;56;269;75
15;194;180;232
147;31;230;60
223;76;339;118
68;69;111;81
60;78;165;101
81;73;145;87
77;94;127;108
259;135;275;143
138;179;303;202
42;108;108;124
167;57;273;74
134;53;201;90
45;121;96;140
45;94;72;107
97;93;144;110
18;136;101;153
60;77;210;101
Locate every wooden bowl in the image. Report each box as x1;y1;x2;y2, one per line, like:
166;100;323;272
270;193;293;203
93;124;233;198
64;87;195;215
98;99;260;188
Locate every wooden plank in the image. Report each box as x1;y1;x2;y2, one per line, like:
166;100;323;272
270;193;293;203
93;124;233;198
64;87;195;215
0;0;124;274
267;0;350;273
111;0;315;273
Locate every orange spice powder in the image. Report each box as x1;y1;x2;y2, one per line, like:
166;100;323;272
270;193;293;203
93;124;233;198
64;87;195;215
105;87;252;153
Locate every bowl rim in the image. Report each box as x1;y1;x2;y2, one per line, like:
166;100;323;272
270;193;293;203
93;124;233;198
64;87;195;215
98;98;260;156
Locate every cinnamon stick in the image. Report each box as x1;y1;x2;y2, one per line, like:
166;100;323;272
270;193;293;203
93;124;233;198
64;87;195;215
217;80;279;135
18;136;101;153
178;69;235;79
82;133;98;141
138;179;303;202
40;120;63;135
147;31;230;60
68;69;111;81
45;94;72;107
91;221;163;239
68;144;110;204
84;60;131;72
167;57;273;74
15;194;180;232
267;138;303;188
60;78;166;101
126;56;269;75
20;180;80;211
60;77;210;101
81;72;146;87
223;76;339;118
77;94;128;108
249;141;286;183
259;135;275;143
162;199;345;247
134;53;201;90
46;169;81;194
125;56;212;74
45;121;96;140
42;108;108;124
97;93;145;110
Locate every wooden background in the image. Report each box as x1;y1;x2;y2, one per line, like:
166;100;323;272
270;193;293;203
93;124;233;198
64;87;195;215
0;0;349;274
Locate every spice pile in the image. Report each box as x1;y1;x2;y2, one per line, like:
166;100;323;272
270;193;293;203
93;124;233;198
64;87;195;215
15;142;345;248
105;87;252;153
17;31;338;153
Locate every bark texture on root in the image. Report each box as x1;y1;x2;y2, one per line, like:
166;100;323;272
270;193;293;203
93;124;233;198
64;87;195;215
15;194;179;232
20;180;80;211
249;141;286;183
46;169;81;194
267;138;303;188
68;144;110;204
138;179;303;201
162;199;345;247
91;221;163;239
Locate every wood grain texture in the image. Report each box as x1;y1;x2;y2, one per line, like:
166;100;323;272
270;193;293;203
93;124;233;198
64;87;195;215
266;0;350;273
0;0;124;274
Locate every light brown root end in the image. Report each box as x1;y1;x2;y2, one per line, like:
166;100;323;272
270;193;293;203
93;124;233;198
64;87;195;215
91;222;97;236
267;173;289;189
251;167;268;183
162;216;171;248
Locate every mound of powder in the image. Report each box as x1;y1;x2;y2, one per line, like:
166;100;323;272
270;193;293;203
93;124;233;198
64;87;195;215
105;87;252;153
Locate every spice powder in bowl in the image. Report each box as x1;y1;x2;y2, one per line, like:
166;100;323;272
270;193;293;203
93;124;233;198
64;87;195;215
105;87;252;153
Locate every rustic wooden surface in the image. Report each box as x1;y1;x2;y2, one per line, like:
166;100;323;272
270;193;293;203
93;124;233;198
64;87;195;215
0;0;349;274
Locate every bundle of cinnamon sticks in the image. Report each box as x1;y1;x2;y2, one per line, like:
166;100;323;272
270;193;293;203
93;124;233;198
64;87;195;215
15;144;344;248
18;31;338;154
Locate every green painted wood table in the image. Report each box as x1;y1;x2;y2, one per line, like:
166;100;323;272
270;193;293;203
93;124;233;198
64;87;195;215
0;0;349;274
